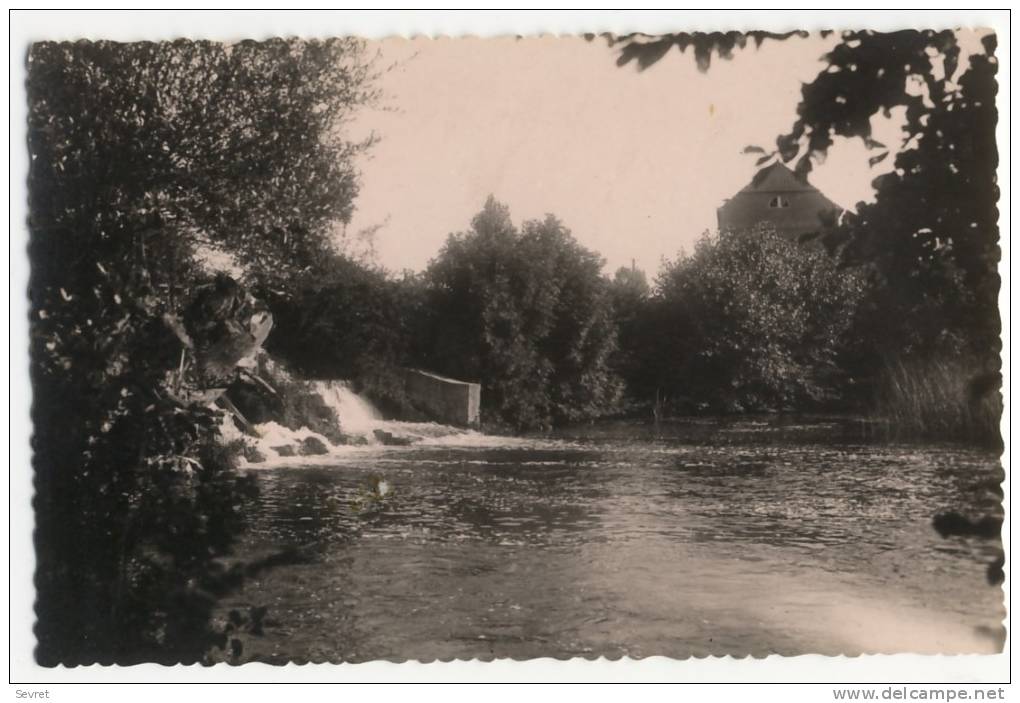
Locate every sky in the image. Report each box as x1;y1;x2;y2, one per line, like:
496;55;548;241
341;34;907;275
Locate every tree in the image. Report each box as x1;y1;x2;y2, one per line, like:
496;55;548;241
654;225;867;412
609;265;653;401
527;217;622;424
422;197;621;429
602;29;1000;363
766;31;1001;438
611;265;651;305
783;32;999;363
27;39;376;664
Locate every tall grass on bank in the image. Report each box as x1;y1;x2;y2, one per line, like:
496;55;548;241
873;357;1002;447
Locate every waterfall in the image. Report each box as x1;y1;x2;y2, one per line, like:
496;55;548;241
223;378;511;465
311;380;383;433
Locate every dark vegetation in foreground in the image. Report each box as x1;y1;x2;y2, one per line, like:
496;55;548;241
27;31;1000;665
28;38;378;665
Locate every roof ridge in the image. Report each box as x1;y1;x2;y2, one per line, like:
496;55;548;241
740;161;817;193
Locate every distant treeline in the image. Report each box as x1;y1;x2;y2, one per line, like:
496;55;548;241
266;29;1003;443
266;195;1000;447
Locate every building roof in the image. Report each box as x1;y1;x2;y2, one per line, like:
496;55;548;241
738;161;818;194
717;161;844;239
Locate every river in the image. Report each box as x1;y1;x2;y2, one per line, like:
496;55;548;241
220;416;1004;663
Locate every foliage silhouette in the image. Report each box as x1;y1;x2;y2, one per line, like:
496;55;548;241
587;31;809;72
28;38;376;664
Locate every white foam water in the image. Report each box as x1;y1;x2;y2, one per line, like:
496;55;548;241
311;380;382;433
220;379;521;465
250;420;335;456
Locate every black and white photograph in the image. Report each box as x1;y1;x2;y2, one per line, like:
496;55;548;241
11;10;1008;682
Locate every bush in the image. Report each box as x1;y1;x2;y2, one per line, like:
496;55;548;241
652;225;867;412
31;300;260;665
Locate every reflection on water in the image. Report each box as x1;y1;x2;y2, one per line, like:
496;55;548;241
222;417;1004;662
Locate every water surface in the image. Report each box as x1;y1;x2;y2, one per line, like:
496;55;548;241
222;417;1004;662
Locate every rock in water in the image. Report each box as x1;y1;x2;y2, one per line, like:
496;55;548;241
373;429;413;446
932;511;1002;539
298;436;329;456
242;445;266;464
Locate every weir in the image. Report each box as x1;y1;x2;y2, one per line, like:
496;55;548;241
402;369;481;427
219;367;487;463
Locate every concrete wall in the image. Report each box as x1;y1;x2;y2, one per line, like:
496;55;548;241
403;369;481;427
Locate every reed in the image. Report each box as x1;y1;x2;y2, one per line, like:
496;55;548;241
873;356;1002;447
